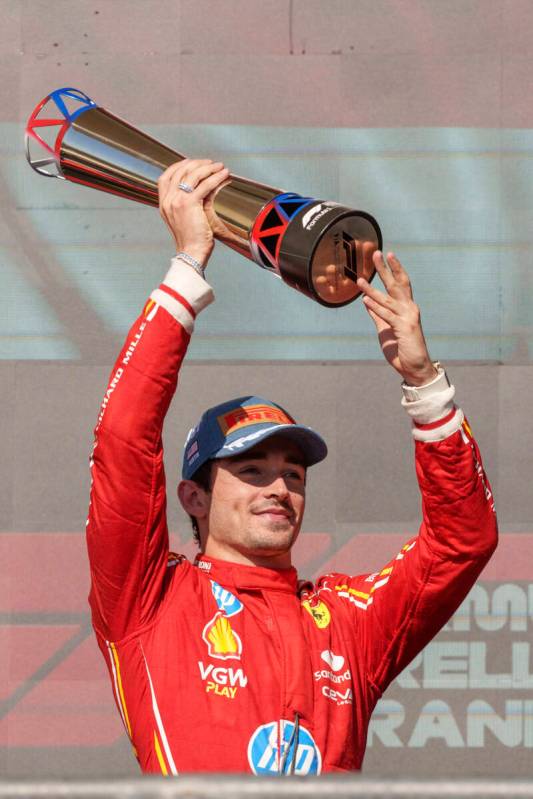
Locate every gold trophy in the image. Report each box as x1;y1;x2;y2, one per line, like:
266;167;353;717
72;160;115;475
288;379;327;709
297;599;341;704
25;87;382;307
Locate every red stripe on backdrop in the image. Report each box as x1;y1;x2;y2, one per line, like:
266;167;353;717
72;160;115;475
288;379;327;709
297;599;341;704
0;534;89;613
0;626;76;702
0;637;123;747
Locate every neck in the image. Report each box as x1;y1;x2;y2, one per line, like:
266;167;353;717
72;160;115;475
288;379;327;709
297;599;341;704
202;538;292;570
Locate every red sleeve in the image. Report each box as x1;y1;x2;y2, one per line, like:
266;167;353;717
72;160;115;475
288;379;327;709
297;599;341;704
321;418;498;694
86;262;214;641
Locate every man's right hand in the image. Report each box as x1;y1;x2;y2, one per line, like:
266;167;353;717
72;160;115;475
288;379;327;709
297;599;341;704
158;159;230;268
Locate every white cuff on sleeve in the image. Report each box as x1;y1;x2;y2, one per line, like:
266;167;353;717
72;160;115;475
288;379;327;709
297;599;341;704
401;363;450;402
401;364;465;441
164;257;215;315
401;383;456;425
149;258;215;335
410;407;465;442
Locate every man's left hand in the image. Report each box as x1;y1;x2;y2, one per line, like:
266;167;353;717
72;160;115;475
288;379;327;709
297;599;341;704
357;251;437;387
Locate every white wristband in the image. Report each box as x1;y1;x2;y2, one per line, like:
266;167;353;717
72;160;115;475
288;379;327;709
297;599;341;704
401;362;450;402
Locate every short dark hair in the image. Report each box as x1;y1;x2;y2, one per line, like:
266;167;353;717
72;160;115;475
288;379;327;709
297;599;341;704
188;459;213;547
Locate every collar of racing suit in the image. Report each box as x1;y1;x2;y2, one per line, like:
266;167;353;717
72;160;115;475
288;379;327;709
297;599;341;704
194;554;299;593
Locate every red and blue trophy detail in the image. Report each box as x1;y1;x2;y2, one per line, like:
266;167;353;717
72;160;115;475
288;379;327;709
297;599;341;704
250;193;315;273
25;88;96;178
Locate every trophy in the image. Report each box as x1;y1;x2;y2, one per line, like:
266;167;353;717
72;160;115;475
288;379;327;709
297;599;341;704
25;87;382;307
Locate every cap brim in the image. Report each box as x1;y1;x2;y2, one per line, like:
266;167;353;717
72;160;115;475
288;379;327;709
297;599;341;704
213;423;328;467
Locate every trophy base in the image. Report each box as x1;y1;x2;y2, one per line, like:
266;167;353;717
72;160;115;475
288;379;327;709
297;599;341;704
251;195;382;307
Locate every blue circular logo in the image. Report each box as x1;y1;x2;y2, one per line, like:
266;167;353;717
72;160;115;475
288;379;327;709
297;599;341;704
248;720;322;775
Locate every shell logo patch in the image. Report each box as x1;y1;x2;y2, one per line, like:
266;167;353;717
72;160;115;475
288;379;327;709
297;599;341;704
302;599;331;629
202;611;242;661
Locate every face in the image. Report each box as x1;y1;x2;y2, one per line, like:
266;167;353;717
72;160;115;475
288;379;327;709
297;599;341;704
184;435;307;568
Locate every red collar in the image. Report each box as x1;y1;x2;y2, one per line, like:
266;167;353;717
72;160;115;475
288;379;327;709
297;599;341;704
194;554;299;593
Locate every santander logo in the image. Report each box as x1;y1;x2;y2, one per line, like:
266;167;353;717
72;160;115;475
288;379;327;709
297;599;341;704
320;650;345;672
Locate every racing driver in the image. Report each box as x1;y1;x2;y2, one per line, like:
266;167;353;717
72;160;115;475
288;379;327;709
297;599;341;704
86;159;497;775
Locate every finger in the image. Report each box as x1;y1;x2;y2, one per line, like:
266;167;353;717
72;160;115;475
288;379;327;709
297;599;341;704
176;158;214;177
158;159;190;189
361;294;396;326
177;161;226;194
158;160;209;210
372;250;396;290
357;276;395;310
161;159;215;196
158;161;188;210
364;302;388;333
193;166;230;201
174;159;221;188
386;251;412;289
161;163;226;216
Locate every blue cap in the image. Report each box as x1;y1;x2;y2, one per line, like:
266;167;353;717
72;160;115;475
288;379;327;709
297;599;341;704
182;395;327;480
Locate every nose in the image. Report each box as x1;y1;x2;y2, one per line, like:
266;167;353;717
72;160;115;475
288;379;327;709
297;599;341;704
265;473;290;500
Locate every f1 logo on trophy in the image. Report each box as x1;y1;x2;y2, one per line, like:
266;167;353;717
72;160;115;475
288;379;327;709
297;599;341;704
25;87;382;307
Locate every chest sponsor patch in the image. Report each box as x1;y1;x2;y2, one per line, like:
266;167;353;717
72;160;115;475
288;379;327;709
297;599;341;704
247;720;322;775
315;649;352;687
314;650;353;705
210;580;243;618
321;684;353;706
198;660;247;700
302;598;331;629
202;611;242;661
321;649;344;671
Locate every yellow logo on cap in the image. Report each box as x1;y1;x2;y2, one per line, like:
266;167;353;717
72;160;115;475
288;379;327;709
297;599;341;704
218;404;294;436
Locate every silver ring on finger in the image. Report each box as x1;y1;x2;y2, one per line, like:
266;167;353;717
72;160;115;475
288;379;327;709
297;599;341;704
178;181;194;193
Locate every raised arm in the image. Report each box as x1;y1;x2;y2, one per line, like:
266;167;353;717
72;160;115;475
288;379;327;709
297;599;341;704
323;253;498;692
86;160;228;642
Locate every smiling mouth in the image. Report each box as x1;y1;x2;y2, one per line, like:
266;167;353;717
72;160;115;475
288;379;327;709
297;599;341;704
254;508;292;521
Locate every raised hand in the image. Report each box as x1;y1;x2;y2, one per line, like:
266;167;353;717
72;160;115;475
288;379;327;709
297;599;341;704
158;159;230;266
357;251;437;386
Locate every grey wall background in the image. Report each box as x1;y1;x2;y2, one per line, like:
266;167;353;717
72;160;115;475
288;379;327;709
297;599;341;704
1;0;532;781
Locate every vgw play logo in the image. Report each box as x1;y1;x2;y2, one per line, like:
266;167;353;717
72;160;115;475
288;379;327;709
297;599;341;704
247;720;322;775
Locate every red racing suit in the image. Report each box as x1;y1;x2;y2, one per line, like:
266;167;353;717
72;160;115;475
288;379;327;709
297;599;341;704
86;261;497;775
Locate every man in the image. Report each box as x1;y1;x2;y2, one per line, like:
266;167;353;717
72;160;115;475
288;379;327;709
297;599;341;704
86;159;497;775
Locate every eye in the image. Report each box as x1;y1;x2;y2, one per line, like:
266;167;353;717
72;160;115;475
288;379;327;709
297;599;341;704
239;465;261;475
285;469;304;481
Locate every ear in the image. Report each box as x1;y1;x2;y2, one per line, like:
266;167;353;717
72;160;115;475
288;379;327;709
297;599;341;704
177;480;210;519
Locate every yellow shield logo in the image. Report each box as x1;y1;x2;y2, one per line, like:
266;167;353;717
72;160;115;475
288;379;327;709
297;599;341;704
202;611;243;660
302;599;331;629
